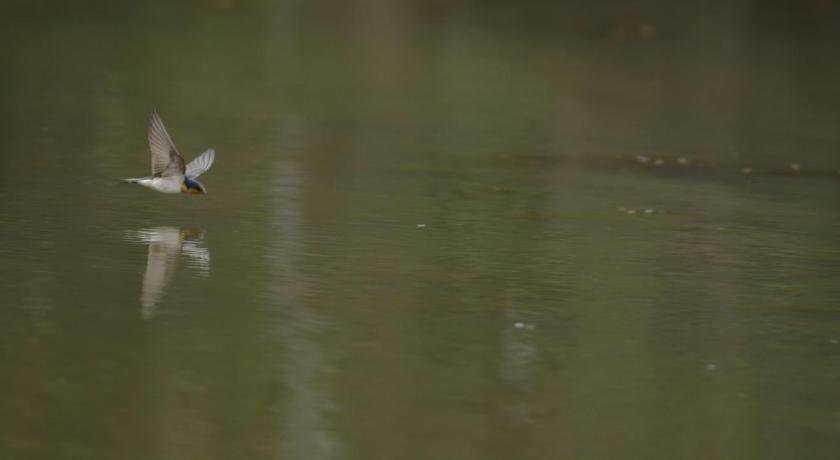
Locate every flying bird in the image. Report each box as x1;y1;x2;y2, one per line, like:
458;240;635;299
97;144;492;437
123;111;215;194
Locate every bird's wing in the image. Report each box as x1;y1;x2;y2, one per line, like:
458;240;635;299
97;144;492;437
149;111;185;177
185;149;215;179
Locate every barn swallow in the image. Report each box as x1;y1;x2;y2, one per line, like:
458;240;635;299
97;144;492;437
122;111;215;194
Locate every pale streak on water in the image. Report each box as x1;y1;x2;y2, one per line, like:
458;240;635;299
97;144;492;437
268;116;340;459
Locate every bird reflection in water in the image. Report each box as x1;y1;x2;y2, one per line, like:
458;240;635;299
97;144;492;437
124;227;210;319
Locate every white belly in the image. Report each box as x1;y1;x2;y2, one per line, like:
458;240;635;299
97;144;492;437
137;177;182;194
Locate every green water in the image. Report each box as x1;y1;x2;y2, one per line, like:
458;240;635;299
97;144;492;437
2;2;840;459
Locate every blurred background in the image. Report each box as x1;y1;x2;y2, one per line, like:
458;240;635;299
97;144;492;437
1;1;840;459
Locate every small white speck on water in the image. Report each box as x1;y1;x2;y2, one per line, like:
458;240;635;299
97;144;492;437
627;209;637;215
829;338;839;345
705;363;718;372
416;224;426;228
741;167;753;174
677;157;689;165
635;155;650;163
653;158;664;166
644;209;654;214
790;163;801;171
514;322;525;329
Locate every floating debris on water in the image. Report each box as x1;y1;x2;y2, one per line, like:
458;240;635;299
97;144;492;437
617;151;840;177
705;363;718;372
514;322;535;330
620;208;658;215
514;322;525;329
416;224;426;228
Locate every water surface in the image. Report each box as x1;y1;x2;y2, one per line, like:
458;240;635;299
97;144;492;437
2;1;840;459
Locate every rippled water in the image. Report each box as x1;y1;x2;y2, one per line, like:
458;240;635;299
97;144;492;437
2;1;840;459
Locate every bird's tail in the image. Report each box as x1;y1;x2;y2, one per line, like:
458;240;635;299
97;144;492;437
121;178;142;184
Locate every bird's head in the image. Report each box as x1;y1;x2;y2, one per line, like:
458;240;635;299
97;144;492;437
182;177;207;194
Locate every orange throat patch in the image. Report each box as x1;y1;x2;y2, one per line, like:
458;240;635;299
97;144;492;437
181;183;203;194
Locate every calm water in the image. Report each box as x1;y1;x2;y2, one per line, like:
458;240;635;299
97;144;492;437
2;2;840;459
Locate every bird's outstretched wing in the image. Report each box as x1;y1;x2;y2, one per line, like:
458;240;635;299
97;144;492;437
149;111;185;177
185;149;215;179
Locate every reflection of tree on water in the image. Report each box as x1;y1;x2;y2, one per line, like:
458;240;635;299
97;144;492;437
124;227;209;319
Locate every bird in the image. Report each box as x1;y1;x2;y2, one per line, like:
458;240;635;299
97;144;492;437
122;111;215;194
